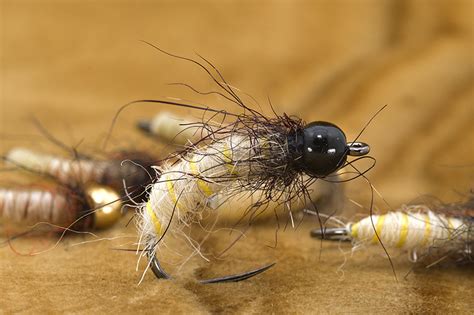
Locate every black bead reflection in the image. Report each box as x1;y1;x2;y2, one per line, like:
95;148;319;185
312;132;329;153
302;121;347;177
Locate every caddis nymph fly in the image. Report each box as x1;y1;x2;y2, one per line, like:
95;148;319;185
108;44;376;284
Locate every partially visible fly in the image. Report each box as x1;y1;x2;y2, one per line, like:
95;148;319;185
312;199;473;269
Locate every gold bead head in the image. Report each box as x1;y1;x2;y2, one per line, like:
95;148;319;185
84;184;122;229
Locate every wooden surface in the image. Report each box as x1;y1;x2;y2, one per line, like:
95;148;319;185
1;1;473;314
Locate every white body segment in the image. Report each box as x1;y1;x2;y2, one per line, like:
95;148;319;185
147;112;198;145
7;148;107;185
349;208;468;250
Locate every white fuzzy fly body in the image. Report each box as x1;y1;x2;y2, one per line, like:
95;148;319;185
142;134;271;241
146;112;198;145
349;207;469;251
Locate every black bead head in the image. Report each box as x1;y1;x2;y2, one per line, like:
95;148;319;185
301;121;348;177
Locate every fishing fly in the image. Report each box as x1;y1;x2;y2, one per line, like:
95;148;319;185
4;147;155;202
311;202;473;267
0;184;122;232
106;43;377;284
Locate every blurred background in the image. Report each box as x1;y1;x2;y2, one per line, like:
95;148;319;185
1;1;473;313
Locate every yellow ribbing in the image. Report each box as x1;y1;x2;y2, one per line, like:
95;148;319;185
260;137;270;151
350;222;359;239
146;201;162;235
447;218;454;237
422;213;431;246
372;215;386;243
164;174;184;211
189;158;214;197
396;212;409;248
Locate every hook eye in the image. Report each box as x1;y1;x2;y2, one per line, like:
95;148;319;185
347;142;370;156
310;227;351;241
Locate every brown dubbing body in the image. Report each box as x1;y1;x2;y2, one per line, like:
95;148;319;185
101;150;156;194
441;196;474;218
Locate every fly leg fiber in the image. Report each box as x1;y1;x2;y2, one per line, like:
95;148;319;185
0;188;83;227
